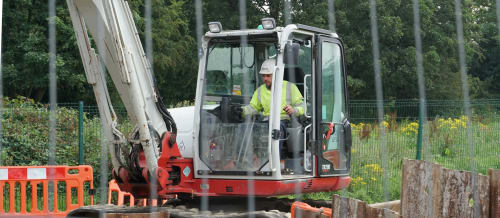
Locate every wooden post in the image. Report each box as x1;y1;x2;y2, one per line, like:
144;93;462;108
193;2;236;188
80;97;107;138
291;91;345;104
401;159;442;218
369;200;401;214
332;194;400;218
490;169;500;218
332;194;366;218
401;159;489;218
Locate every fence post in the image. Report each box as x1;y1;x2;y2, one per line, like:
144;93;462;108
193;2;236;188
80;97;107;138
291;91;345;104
416;105;423;160
78;101;84;165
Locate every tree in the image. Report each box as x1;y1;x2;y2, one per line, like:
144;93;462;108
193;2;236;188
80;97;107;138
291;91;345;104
2;0;198;106
300;0;488;100
469;0;500;98
128;0;197;106
2;1;91;103
2;0;498;103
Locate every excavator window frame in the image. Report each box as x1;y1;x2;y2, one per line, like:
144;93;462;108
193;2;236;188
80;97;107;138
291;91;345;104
197;34;280;177
314;35;351;177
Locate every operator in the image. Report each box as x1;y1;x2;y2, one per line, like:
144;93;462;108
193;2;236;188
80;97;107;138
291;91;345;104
241;58;304;158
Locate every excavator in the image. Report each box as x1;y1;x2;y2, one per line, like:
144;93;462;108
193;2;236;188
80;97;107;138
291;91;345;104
66;0;351;215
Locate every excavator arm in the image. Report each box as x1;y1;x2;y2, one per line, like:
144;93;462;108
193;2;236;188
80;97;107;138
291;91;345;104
67;0;176;184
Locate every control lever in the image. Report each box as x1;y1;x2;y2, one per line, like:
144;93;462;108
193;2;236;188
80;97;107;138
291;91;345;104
284;106;301;127
289;113;301;127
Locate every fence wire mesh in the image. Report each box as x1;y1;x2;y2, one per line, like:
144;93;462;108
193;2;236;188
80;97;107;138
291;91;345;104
1;0;500;215
1;99;499;203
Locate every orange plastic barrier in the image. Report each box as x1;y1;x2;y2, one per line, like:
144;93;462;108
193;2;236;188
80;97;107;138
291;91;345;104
0;165;93;217
291;201;332;218
108;179;167;207
108;179;136;206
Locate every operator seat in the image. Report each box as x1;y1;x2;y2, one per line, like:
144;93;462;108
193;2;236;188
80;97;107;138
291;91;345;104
283;67;305;95
283;67;306;161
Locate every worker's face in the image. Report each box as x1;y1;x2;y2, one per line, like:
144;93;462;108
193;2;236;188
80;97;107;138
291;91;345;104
262;74;273;89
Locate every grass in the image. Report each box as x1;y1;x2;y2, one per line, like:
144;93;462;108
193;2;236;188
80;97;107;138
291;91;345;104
303;114;500;203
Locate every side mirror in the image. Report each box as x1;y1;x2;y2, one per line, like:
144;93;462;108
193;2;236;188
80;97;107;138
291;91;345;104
284;41;300;65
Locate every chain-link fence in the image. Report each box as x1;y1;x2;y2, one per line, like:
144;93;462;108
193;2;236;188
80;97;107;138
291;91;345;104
1;99;499;203
347;99;500;202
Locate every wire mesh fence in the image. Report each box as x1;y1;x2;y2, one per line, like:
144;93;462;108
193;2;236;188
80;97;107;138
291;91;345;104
347;99;500;202
1;99;499;203
0;0;499;216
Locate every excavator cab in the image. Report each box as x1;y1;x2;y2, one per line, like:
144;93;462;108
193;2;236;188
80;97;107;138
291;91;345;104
199;38;274;173
194;19;351;186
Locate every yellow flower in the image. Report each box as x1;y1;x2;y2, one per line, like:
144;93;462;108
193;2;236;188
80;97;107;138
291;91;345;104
370;177;377;181
364;164;383;173
351;123;365;131
382;121;389;128
402;122;419;135
460;115;467;122
351;176;365;185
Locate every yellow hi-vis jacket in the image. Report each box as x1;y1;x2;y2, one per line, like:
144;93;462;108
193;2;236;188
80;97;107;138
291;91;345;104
243;80;304;119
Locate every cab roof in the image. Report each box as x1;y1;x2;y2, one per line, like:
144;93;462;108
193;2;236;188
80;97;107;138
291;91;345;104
205;24;338;38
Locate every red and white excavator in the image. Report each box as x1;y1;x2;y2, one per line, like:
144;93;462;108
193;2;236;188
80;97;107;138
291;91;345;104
67;0;351;212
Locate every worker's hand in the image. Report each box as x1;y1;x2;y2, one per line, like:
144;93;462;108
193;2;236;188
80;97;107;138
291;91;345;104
231;106;243;122
283;105;295;115
233;105;243;115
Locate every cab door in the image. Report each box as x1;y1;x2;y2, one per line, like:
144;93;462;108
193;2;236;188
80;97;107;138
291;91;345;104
314;36;351;176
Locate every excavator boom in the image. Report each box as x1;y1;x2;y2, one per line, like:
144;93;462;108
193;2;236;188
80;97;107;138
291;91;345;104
67;0;175;183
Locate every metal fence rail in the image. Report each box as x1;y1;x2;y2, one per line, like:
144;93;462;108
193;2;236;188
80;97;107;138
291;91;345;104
1;99;499;203
349;99;500;122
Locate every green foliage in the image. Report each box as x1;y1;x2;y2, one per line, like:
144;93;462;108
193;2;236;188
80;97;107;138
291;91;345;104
128;0;198;106
1;0;198;106
0;96;108;188
2;1;91;103
2;0;499;103
342;113;499;203
245;0;497;100
2;96;74;165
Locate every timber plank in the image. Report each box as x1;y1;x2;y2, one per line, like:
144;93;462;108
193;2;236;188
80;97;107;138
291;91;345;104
401;159;489;218
369;200;400;213
332;194;400;218
490;169;500;218
401;159;443;218
441;167;489;218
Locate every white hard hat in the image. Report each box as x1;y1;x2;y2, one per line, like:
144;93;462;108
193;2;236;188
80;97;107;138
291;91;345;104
259;59;275;75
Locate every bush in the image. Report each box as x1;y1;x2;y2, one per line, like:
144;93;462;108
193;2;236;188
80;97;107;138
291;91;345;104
1;96;108;188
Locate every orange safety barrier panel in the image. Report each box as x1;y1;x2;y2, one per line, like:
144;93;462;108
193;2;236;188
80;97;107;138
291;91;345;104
108;179;136;206
108;179;167;207
291;201;332;218
0;165;93;217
